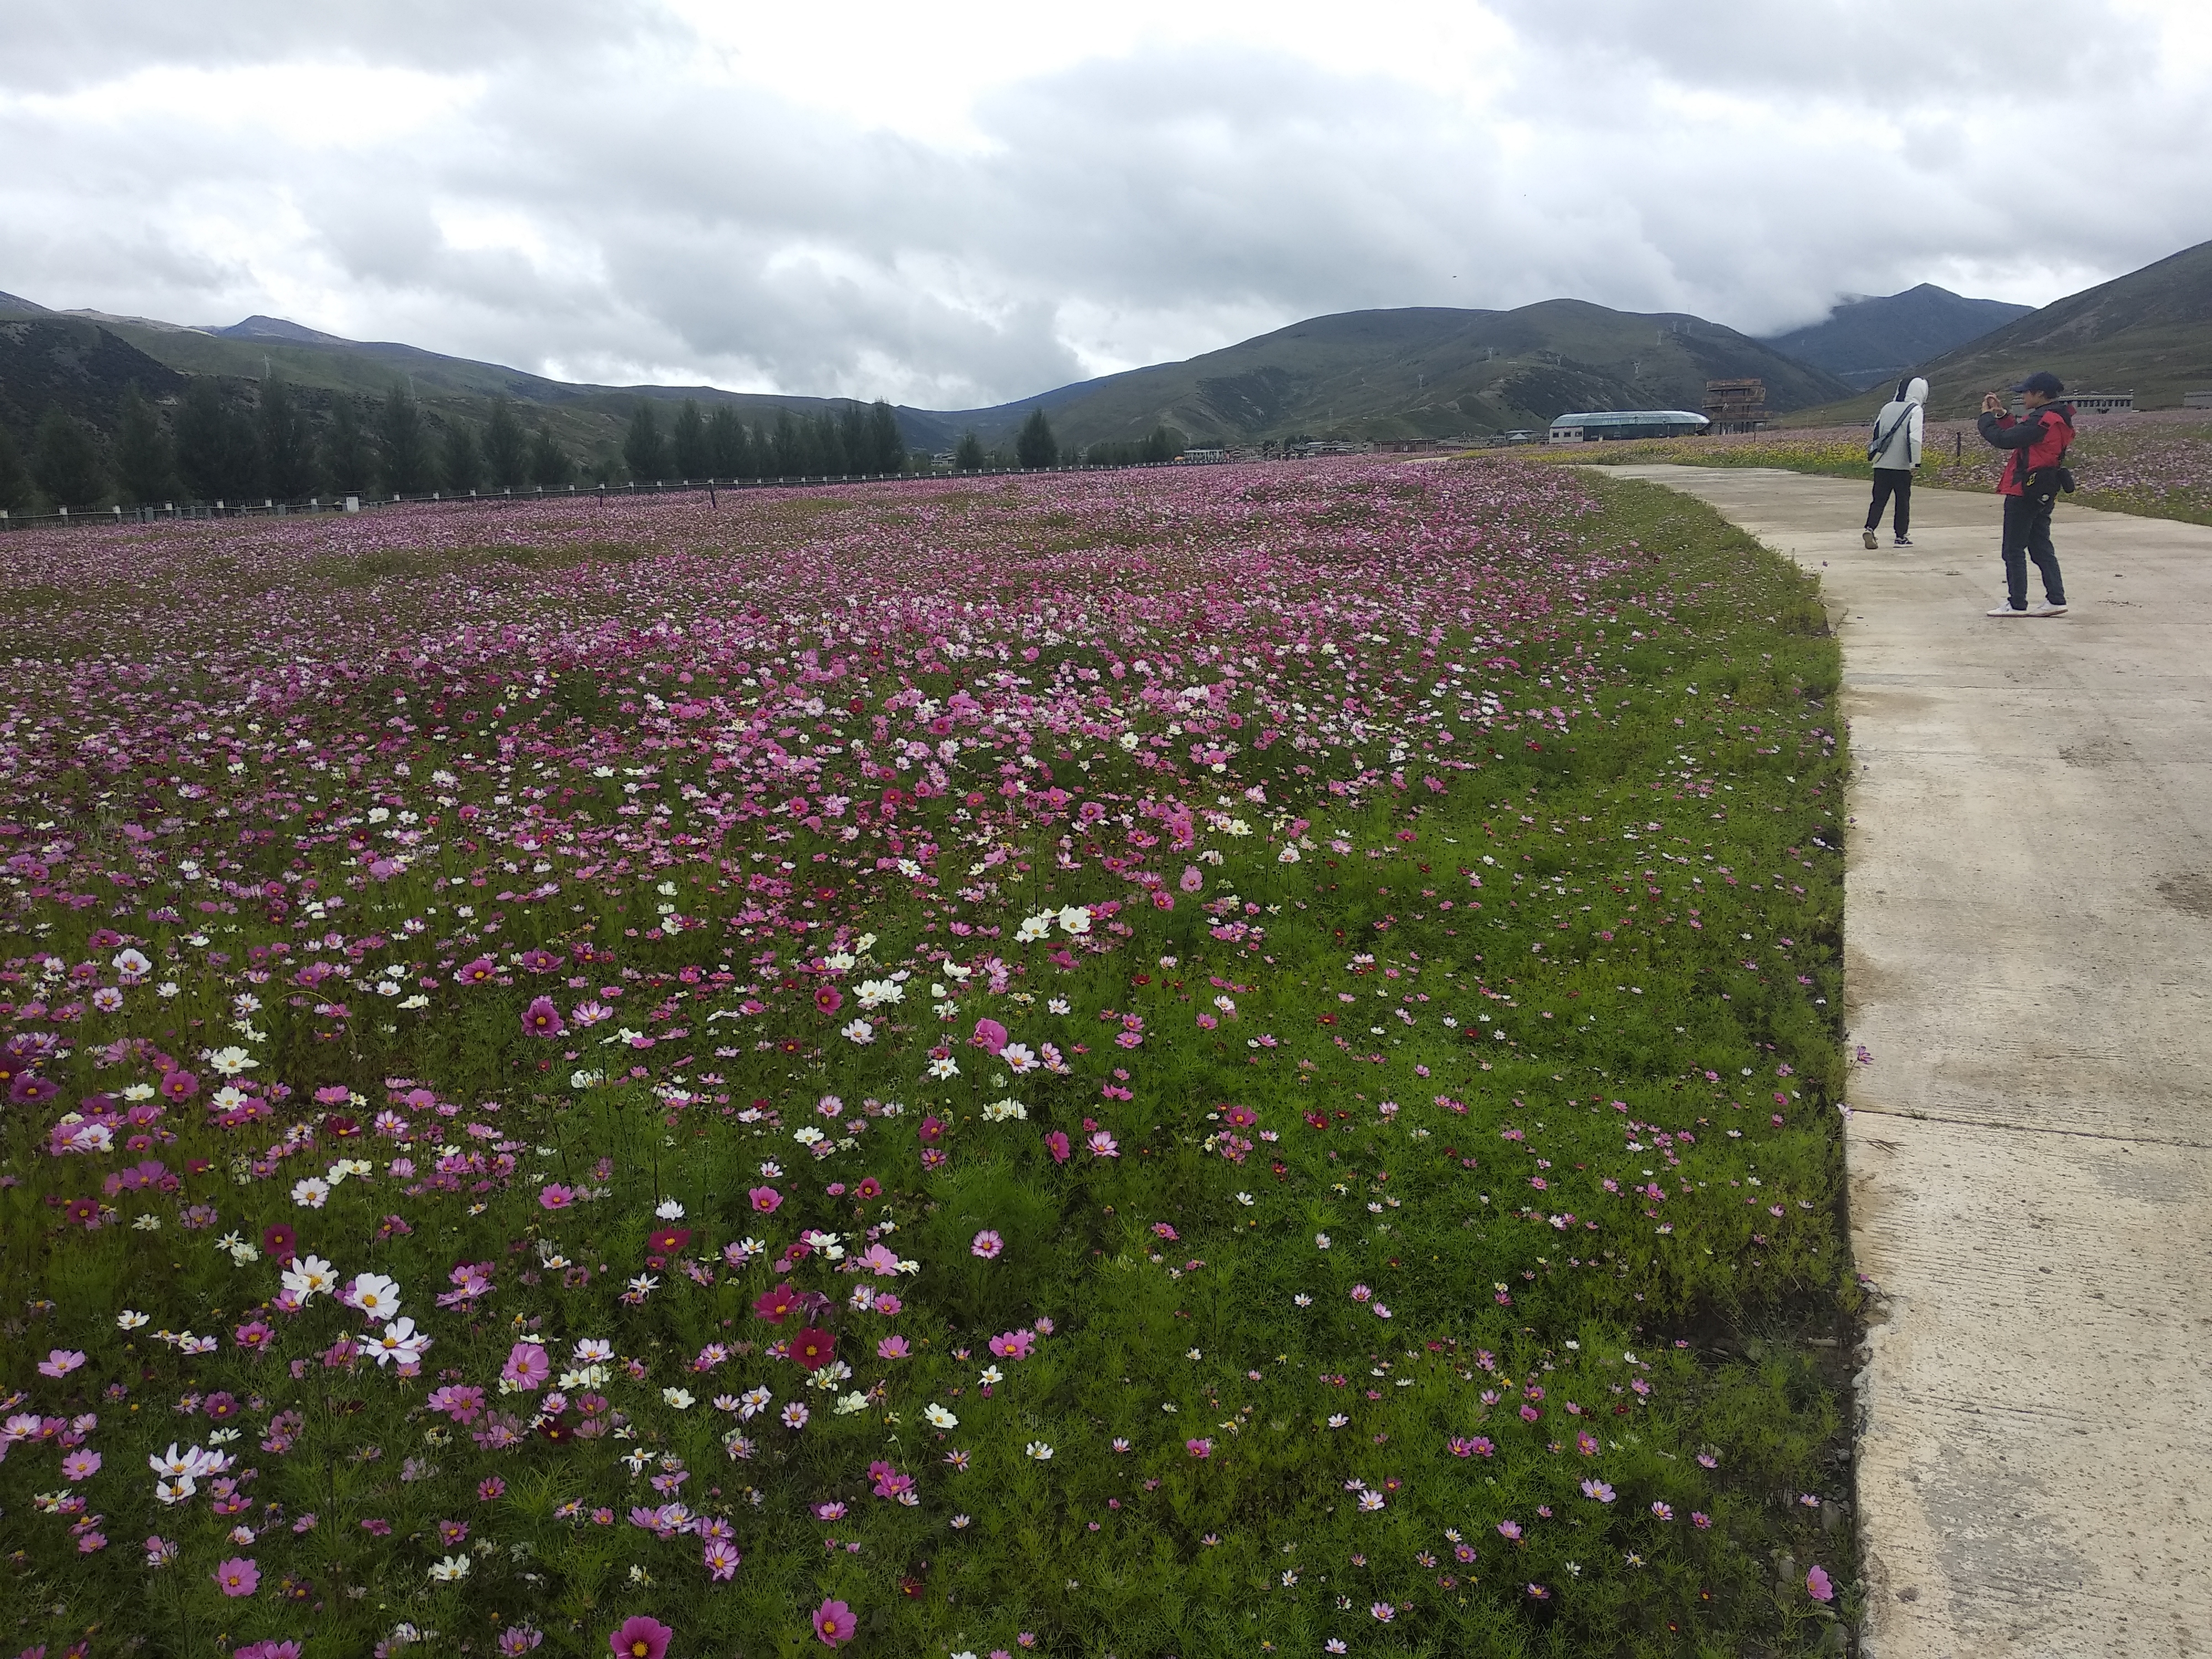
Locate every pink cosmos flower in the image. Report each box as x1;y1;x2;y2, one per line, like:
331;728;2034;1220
499;1343;550;1391
971;1229;1003;1260
702;1537;742;1580
1044;1130;1071;1164
538;1183;575;1212
749;1185;782;1214
1086;1129;1119;1159
36;1350;86;1379
1807;1564;1835;1601
1186;1438;1212;1458
813;1599;858;1647
212;1556;259;1596
988;1329;1034;1360
608;1616;672;1659
815;984;843;1016
877;1335;911;1360
971;1016;1008;1054
520;997;565;1037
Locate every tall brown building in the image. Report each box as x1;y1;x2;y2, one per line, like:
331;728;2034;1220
1703;378;1768;432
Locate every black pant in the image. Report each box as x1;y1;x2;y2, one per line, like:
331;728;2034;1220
1866;467;1912;535
2000;491;2065;609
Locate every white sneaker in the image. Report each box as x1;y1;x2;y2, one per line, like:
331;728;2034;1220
1986;604;2029;617
2028;601;2068;617
1861;530;1877;550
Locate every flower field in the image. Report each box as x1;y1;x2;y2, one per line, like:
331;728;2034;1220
1543;409;2212;527
0;461;1856;1658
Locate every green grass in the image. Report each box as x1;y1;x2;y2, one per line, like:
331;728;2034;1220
0;472;1862;1657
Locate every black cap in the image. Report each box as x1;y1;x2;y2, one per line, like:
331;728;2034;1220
2009;371;2066;396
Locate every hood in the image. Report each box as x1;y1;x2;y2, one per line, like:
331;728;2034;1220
1896;377;1928;406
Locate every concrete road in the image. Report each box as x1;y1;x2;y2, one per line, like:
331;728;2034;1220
1604;467;2212;1659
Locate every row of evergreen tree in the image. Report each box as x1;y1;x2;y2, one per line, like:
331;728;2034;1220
1;382;1191;515
0;382;579;513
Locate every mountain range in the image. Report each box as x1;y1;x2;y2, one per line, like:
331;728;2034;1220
1757;284;2033;391
1781;236;2212;422
6;234;2208;473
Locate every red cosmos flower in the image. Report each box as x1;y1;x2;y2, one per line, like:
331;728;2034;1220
854;1177;882;1201
919;1116;945;1145
325;1117;361;1140
753;1285;800;1324
815;984;843;1016
608;1616;672;1659
65;1196;101;1227
646;1227;691;1255
788;1327;836;1371
262;1224;298;1262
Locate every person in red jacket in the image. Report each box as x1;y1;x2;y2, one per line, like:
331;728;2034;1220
1976;371;2074;617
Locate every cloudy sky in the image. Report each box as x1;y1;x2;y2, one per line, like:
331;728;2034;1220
5;0;2210;409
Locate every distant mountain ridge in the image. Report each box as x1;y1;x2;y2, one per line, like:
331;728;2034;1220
0;287;1851;456
1762;284;2032;390
1781;234;2212;423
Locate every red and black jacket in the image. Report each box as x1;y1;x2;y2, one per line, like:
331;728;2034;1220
1977;403;2075;497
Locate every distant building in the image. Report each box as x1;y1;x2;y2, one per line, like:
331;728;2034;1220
1181;447;1229;464
1547;410;1711;444
1288;440;1369;457
2068;392;2135;414
2185;391;2212;410
1702;378;1768;433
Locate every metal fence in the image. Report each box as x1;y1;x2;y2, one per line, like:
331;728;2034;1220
0;461;1206;533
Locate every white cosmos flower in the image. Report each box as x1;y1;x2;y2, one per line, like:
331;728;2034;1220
662;1388;696;1410
926;1056;960;1081
999;1044;1036;1074
281;1255;337;1301
840;1019;875;1045
290;1177;330;1209
370;1319;429;1367
203;1046;258;1076
980;1097;1027;1123
1014;914;1053;942
1056;906;1092;936
923;1404;958;1428
1025;1441;1054;1460
428;1554;471;1582
116;1310;150;1330
345;1273;402;1321
855;979;904;1009
113;948;153;979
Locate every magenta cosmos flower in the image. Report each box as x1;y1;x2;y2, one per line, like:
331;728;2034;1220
521;997;565;1037
212;1556;260;1596
971;1229;1003;1260
500;1342;551;1391
609;1616;672;1659
813;1599;858;1647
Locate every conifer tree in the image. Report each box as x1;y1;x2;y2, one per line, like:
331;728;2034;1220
954;431;986;472
866;399;906;474
322;397;374;495
0;425;34;513
483;395;528;488
114;383;180;504
816;411;848;476
705;406;749;478
836;403;869;473
257;377;320;500
175;379;264;502
672;399;710;478
529;424;575;488
623;403;669;483
32;409;108;507
770;410;802;478
1016;408;1059;469
376;384;435;495
440;422;484;493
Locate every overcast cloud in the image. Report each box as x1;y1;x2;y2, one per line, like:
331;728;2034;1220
4;0;2209;408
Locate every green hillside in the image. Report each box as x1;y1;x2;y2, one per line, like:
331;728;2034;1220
0;291;963;458
947;300;1851;447
1781;236;2212;424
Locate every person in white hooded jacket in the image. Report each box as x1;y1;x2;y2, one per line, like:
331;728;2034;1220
1861;375;1927;549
